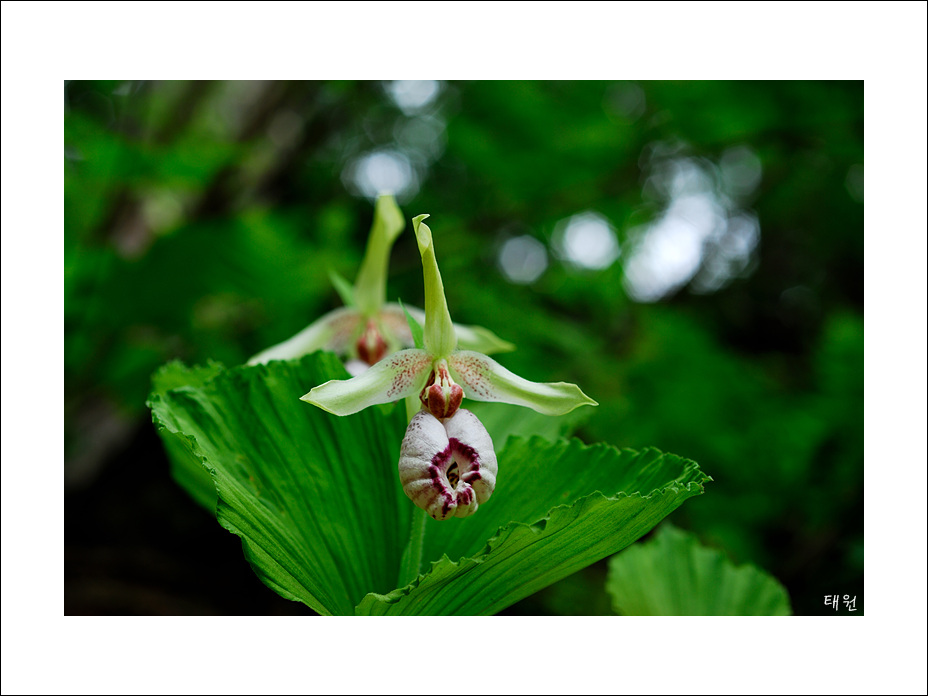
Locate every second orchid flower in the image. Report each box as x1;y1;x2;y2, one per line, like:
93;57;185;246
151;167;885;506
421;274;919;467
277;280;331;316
248;195;513;373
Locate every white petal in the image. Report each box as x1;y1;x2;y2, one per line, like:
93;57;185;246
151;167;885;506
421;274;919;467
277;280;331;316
247;307;361;365
398;409;497;521
443;409;497;511
300;349;432;416
448;350;598;416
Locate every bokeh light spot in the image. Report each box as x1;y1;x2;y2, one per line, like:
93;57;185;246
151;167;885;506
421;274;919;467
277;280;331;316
342;149;418;201
394;114;447;164
554;211;620;270
385;80;441;115
626;144;763;302
498;235;549;284
691;212;761;294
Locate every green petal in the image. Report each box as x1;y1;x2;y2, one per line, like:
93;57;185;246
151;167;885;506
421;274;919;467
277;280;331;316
247;306;361;365
448;350;597;416
412;215;457;358
354;194;405;317
397;300;425;350
398;304;515;355
301;348;433;416
328;268;357;308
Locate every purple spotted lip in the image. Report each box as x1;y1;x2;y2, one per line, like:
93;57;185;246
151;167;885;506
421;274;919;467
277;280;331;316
398;409;498;521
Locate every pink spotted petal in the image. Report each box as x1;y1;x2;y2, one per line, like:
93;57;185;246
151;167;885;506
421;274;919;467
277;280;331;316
300;349;433;416
448;350;597;416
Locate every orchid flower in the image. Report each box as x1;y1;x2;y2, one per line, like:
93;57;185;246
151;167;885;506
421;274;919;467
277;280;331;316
302;215;597;520
248;195;513;374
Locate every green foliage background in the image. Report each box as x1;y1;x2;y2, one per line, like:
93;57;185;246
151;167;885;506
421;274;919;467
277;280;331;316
64;80;863;615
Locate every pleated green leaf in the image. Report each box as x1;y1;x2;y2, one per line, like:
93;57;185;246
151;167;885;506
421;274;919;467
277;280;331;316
150;360;226;511
357;442;709;615
149;354;410;615
150;354;710;615
606;524;792;615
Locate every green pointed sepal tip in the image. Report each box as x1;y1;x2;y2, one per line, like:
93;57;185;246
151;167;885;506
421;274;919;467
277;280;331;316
354;194;405;317
411;215;457;358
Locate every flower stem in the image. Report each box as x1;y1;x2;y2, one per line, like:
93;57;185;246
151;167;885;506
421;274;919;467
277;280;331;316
397;393;428;587
398;506;427;588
